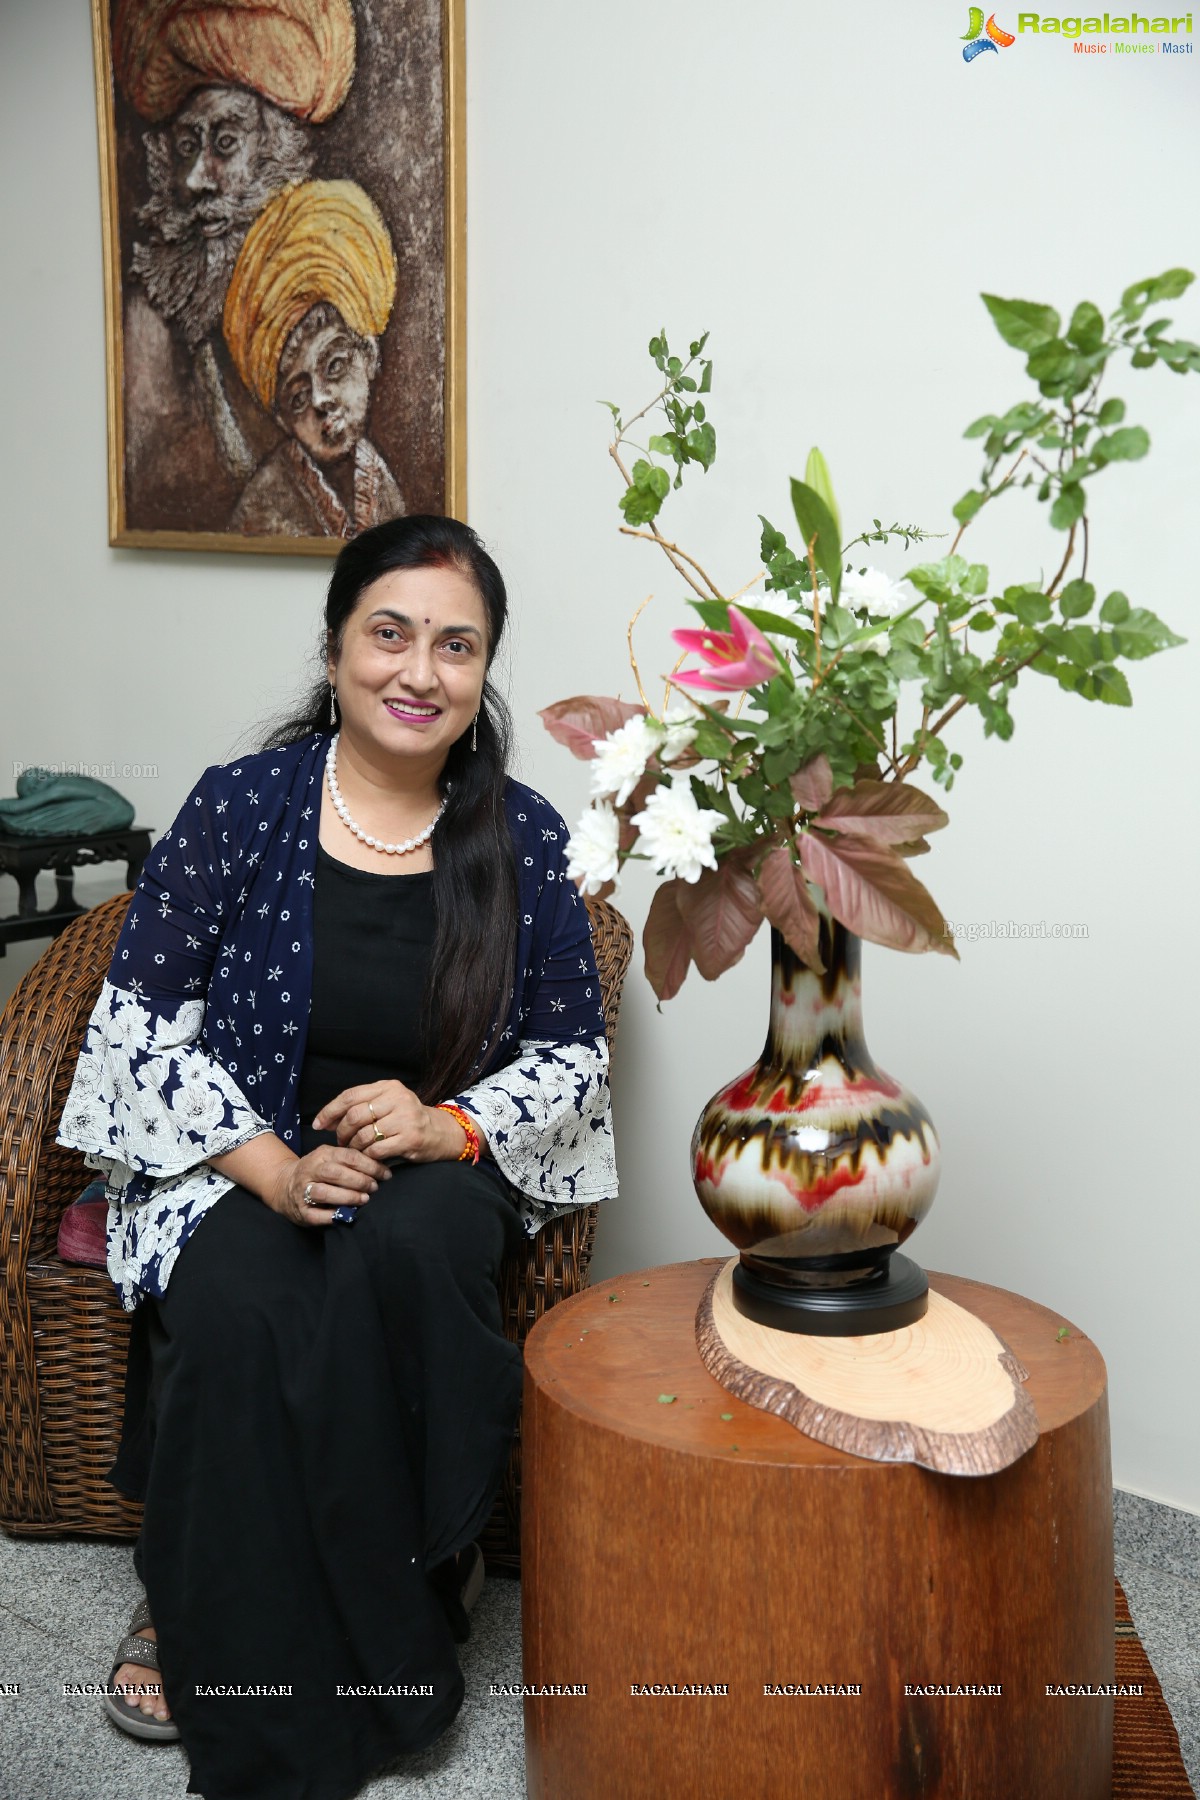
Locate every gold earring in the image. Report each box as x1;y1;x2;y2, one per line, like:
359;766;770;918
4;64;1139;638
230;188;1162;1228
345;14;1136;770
329;684;337;728
471;712;478;752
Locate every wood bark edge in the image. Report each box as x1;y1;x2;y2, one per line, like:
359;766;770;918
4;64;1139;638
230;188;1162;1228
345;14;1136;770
695;1265;1040;1476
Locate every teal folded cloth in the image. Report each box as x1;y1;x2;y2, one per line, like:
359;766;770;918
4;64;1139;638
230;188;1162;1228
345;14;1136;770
0;771;135;837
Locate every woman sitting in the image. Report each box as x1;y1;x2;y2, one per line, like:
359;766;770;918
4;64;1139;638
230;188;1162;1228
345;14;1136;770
56;514;617;1800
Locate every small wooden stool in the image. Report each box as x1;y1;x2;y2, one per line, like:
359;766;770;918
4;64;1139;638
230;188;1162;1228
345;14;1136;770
0;825;151;956
521;1259;1112;1800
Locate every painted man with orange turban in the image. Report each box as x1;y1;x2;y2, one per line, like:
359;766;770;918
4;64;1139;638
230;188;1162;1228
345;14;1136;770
113;0;357;531
222;180;405;538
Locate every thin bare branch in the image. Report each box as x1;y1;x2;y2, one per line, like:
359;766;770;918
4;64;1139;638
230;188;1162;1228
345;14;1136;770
626;596;653;711
663;650;689;717
728;570;767;602
617;523;725;599
1047;520;1078;597
897;705;931;780
947;447;1029;556
898;648;1044;776
608;445;710;601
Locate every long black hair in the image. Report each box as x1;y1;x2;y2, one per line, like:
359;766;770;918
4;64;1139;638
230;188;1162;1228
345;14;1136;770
253;515;518;1104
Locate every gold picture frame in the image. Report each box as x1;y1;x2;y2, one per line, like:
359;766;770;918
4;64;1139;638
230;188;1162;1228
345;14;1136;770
91;0;466;555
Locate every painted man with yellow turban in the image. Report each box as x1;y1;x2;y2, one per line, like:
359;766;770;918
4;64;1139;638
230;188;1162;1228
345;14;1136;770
113;0;357;530
222;180;405;537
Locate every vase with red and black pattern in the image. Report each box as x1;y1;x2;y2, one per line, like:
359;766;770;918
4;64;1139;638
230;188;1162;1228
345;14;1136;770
692;914;939;1335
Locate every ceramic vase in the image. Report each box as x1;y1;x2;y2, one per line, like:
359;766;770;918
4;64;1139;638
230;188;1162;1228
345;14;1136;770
691;915;939;1334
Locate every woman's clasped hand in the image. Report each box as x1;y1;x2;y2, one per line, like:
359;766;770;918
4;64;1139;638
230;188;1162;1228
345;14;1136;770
314;1078;473;1164
265;1141;390;1226
266;1081;477;1226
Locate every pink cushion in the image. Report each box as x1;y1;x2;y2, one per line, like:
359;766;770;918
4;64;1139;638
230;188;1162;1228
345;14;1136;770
56;1181;110;1268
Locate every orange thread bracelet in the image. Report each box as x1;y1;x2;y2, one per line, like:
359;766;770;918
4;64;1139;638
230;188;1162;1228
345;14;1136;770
436;1102;480;1164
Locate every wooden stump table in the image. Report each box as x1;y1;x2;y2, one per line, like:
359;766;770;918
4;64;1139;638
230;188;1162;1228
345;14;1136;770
520;1259;1113;1800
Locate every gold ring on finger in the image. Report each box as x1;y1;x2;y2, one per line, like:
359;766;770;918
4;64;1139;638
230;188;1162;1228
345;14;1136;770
367;1101;377;1121
372;1124;384;1143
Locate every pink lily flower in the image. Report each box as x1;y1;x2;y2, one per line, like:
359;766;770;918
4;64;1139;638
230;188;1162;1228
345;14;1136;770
671;604;780;693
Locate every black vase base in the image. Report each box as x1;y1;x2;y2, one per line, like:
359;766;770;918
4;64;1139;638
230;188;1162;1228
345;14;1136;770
731;1252;929;1338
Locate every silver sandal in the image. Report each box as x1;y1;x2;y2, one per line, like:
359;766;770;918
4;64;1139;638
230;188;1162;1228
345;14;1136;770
103;1594;180;1742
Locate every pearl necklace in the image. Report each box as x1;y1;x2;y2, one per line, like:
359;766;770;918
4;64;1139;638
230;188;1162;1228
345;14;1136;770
325;733;448;856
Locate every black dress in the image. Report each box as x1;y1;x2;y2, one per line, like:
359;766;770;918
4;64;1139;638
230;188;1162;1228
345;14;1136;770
108;842;526;1800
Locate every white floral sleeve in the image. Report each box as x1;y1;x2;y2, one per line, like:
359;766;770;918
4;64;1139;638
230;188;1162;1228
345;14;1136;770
452;1036;616;1234
58;977;270;1183
55;977;271;1310
54;762;274;1309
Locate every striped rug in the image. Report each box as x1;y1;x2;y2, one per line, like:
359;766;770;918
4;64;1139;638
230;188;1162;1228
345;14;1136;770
1115;1578;1194;1797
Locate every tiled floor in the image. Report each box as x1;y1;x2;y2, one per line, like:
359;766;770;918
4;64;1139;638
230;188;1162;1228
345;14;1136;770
0;1490;1194;1800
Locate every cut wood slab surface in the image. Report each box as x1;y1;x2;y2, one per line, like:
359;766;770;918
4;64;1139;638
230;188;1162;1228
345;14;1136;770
697;1256;1039;1475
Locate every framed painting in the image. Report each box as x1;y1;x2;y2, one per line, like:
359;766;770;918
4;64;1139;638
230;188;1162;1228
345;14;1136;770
90;0;465;554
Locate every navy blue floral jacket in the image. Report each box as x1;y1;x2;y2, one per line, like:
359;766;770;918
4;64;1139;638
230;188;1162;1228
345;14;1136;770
56;733;617;1310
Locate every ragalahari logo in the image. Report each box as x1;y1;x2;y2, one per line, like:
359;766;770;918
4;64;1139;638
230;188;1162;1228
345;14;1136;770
962;8;1017;56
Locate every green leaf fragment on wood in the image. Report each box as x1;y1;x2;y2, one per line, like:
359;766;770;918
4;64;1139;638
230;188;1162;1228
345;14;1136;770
720;1413;733;1421
658;1394;676;1404
1056;1326;1071;1342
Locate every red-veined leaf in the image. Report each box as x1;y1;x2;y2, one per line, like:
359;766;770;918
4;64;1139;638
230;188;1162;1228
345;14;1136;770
789;753;834;813
799;831;957;958
814;779;949;843
676;853;764;981
643;881;694;1001
756;846;826;973
539;696;646;760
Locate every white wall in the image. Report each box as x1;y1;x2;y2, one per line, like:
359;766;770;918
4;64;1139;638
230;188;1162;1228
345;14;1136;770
2;1;1197;1510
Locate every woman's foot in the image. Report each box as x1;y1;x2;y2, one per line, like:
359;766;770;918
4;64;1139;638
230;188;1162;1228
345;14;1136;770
113;1624;171;1723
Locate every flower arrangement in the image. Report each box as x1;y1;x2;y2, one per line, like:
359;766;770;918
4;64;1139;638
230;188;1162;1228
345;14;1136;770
543;271;1196;996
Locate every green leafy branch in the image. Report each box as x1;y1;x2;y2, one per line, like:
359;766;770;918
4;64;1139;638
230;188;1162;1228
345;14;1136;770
604;273;1190;797
842;519;947;560
601;331;722;602
547;273;1192;989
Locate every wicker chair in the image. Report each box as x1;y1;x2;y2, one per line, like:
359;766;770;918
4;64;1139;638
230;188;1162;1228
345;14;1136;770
0;889;632;1574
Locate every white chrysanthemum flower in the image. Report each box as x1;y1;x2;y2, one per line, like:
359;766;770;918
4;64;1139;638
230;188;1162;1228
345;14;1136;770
657;697;702;763
738;586;806;651
630;777;724;884
840;566;915;618
589;715;664;807
565;801;621;896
